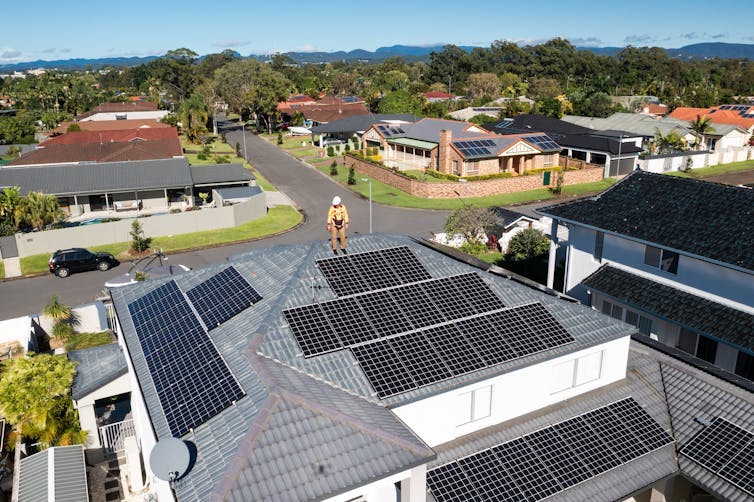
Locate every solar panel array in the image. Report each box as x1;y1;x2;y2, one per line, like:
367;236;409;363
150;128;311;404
427;397;674;502
316;246;431;296
523;135;562;152
681;417;754;496
454;139;496;158
127;281;246;438
186;266;263;328
351;302;574;398
284;273;504;357
376;124;405;137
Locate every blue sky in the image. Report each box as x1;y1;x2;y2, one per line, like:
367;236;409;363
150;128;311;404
2;0;753;63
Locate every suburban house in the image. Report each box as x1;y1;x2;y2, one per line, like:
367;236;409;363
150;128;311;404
0;158;254;215
310;113;419;144
485;114;643;177
488;207;547;252
669;104;754;139
361;118;561;176
448;106;503;121
40;127;180;146
73;101;169;122
53;119;173;135
537;171;754;382
564;112;751;153
278;95;369;127
102;234;754;501
423;91;455;102
8;137;183;166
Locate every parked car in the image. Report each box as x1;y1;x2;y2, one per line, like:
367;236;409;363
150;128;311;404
104;250;190;288
48;248;118;278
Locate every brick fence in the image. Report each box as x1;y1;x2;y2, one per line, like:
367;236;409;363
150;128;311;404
344;156;603;199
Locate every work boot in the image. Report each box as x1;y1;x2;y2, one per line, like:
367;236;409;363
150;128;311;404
341;249;347;254
333;249;338;255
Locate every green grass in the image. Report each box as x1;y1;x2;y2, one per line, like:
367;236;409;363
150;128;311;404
0;261;4;280
19;206;302;275
666;159;754;178
318;165;616;209
65;331;115;351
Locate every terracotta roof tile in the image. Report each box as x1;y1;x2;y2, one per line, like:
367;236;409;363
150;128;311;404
42;127;178;146
9;138;183;165
53;119;171;134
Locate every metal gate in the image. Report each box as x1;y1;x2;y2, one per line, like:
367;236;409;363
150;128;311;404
0;236;18;258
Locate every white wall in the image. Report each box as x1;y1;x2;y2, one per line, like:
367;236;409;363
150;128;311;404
80;111;168;122
639;146;753;173
0;316;32;354
73;373;131;448
564;225;754;311
323;468;414;502
35;302;107;335
393;337;630;447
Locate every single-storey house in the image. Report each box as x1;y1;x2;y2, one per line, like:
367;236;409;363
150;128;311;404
54;119;173;135
0;158;254;216
362;118;561;176
74;101;168;122
8;137;183;166
310;113;419;144
669;104;754;139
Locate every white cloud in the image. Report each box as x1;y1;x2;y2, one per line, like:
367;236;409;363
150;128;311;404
0;48;28;63
296;44;323;53
624;34;654;44
212;40;248;48
569;37;603;47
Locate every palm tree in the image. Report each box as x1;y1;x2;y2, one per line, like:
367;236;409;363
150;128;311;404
689;114;715;150
16;191;63;231
0;186;22;229
178;93;209;144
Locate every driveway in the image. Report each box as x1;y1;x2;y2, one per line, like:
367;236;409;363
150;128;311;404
0;119;449;320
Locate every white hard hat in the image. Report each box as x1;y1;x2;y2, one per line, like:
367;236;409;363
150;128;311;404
332;196;341;205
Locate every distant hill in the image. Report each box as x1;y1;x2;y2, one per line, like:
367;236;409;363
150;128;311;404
2;42;753;72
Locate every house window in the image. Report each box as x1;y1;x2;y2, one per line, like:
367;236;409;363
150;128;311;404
452;160;459;175
678;327;718;364
601;300;623;320
543;154;554;167
551;351;604;393
625;310;652;335
465;160;479;175
457;385;492;425
644;245;679;274
735;351;754;381
593;232;604;261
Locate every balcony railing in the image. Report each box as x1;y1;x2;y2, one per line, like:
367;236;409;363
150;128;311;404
99;418;135;453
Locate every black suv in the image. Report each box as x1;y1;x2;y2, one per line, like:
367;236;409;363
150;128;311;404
48;248;118;278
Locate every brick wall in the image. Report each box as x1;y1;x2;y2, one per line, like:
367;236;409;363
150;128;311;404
345;156;603;199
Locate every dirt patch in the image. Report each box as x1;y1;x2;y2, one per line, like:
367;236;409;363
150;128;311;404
702;169;754;187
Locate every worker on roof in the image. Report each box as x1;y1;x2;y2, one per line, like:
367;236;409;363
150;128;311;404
326;196;349;254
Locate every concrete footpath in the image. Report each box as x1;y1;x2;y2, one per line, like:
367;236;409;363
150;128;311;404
3;257;21;278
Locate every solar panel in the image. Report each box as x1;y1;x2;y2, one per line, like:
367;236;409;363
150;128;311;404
351;342;416;397
283;304;341;357
681;417;754;496
127;281;245;438
352;302;574;397
427;397;674;501
316;246;430;296
186;266;262;328
286;273;504;357
523;135;561;152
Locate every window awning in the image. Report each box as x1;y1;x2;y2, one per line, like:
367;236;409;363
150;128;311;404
388;138;437;150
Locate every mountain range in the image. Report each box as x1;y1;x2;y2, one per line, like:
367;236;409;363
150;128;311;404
1;42;753;72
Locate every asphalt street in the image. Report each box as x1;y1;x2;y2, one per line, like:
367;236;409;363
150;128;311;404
0;119;450;319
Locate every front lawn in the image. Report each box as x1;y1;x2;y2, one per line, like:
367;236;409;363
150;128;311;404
318;164;615;209
19;206;302;275
0;261;4;280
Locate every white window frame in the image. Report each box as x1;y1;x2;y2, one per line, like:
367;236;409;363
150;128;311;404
457;385;492;425
551;351;604;394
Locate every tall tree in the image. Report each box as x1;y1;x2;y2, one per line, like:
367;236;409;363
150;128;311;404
466;73;502;100
689;114;715;150
178;93;209;143
16;192;63;231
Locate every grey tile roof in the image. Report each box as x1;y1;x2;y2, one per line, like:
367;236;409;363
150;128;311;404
0;158;193;196
68;343;127;401
564;112;747;138
212;185;262;200
190;163;253;185
649;346;754;501
538;171;754;272
110;234;635;500
17;445;89;502
582;265;754;352
401;118;486;143
310;113;419;134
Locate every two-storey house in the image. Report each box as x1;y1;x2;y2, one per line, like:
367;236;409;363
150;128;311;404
538;171;754;382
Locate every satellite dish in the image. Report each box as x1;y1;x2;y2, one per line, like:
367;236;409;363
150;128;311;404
150;437;191;483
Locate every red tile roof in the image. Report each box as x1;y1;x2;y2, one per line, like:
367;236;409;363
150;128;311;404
9;138;183;166
669;106;754;130
423;91;454;100
298;103;369;124
42;127;178;146
53;119;172;135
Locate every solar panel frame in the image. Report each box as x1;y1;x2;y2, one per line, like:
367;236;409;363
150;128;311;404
422;324;488;376
493;437;564;500
426;461;482;502
420;276;477;320
389;333;453;387
319;296;376;346
378;247;432;284
351;342;416;398
356;290;414;337
458;450;524;501
387;282;446;330
186;266;263;329
315;256;370;296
